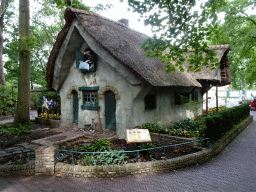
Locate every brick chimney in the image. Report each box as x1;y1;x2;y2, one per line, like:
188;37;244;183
118;18;129;27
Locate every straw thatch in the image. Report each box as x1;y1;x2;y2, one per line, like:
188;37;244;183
46;8;231;90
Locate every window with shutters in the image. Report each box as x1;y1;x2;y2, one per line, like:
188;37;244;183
76;48;97;73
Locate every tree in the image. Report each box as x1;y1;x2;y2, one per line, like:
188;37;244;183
0;0;9;85
14;0;30;125
125;0;222;73
207;0;256;89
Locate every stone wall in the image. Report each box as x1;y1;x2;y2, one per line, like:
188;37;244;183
35;145;56;176
0;163;35;176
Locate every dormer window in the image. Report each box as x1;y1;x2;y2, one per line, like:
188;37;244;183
76;48;97;73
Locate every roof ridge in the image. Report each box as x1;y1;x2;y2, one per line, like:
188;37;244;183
68;7;149;38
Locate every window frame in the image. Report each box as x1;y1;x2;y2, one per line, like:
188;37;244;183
79;86;100;110
76;48;97;73
175;92;190;105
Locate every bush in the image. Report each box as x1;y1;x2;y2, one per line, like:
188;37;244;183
0;122;32;137
80;138;111;152
0;85;17;116
80;139;128;166
205;104;250;142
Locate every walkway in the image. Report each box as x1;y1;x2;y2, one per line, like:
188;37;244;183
0;110;38;124
0;113;256;191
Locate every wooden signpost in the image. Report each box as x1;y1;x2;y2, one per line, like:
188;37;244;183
126;129;152;144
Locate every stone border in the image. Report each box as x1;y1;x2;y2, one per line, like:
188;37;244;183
55;116;253;178
35;117;61;128
67;85;82;99
0;116;253;177
0;163;35;176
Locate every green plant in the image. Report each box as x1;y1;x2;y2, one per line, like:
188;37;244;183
138;142;157;159
80;139;112;152
0;122;32;137
204;104;250;142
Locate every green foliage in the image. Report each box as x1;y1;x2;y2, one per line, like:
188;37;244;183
140;123;167;134
80;138;111;152
80;139;128;166
140;120;200;137
83;149;128;166
52;0;90;10
0;84;17;116
207;0;256;89
126;0;222;72
0;122;32;137
137;142;157;159
205;104;250;142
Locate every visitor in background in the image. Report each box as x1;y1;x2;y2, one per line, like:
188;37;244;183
42;96;48;112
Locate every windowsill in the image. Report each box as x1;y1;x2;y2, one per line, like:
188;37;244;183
79;66;96;73
81;104;100;111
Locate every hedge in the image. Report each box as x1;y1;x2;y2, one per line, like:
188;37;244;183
205;104;250;142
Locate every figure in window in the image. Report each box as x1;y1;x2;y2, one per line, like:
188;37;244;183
79;51;94;70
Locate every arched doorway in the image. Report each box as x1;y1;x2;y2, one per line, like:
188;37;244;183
72;90;79;123
105;91;116;130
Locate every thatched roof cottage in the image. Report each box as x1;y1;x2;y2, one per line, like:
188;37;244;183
46;8;231;138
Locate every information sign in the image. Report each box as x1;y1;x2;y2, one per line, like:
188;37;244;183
126;129;151;144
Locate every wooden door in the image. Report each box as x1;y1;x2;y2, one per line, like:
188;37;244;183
72;91;79;123
105;91;116;130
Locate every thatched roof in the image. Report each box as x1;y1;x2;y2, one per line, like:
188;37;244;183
46;8;230;90
185;44;231;81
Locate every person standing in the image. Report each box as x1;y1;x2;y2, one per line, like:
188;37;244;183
42;96;48;112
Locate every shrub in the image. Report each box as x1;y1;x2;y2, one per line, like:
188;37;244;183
137;142;157;159
0;122;32;137
80;138;111;152
205;104;250;142
80;139;128;166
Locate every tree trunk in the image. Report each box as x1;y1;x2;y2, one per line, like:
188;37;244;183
0;0;7;85
14;0;30;125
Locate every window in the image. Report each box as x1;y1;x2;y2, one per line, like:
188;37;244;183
76;48;97;73
191;91;199;102
175;93;190;105
79;86;99;110
144;94;156;110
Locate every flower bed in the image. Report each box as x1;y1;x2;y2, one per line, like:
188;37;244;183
56;136;201;166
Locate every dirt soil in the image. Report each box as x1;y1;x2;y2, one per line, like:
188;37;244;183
57;137;201;165
0;123;61;150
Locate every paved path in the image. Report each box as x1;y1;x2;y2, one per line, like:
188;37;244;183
0;113;256;191
0;110;38;124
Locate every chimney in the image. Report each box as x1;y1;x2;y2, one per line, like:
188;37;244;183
118;18;129;27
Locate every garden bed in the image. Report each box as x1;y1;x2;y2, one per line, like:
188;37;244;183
56;136;201;166
0;123;61;150
35;117;61;128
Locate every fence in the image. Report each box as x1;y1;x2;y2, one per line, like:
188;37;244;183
56;138;211;166
0;148;35;165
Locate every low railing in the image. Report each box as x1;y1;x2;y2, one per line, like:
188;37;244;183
0;148;35;165
56;138;212;166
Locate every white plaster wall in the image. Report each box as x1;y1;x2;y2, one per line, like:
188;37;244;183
132;87;203;127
